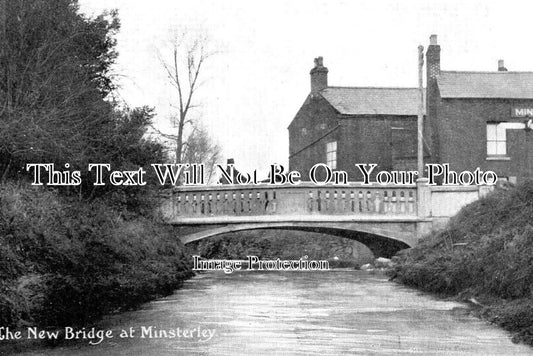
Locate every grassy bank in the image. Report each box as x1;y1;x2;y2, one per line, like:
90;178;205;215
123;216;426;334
389;180;533;346
0;183;192;332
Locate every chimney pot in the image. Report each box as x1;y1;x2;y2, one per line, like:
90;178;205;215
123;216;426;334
498;59;507;71
430;34;438;45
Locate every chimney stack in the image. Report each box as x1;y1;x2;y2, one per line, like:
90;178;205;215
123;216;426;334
426;34;441;164
310;56;328;93
498;59;507;71
426;35;440;82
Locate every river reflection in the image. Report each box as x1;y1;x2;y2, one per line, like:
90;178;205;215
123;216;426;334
14;271;533;355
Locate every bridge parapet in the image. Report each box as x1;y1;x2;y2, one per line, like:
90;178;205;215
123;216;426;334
161;183;418;219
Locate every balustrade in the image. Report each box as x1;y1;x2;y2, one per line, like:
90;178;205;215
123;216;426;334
168;184;417;218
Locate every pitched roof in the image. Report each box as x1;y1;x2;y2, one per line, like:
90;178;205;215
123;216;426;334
320;87;425;116
438;71;533;99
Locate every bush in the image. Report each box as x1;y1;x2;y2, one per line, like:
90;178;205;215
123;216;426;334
0;182;192;329
390;180;533;346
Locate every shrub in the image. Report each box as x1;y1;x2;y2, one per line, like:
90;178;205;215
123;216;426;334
0;183;192;329
390;180;533;345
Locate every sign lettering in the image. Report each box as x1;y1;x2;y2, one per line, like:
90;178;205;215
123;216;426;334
512;107;533;117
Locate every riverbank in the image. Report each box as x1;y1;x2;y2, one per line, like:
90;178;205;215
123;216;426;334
389;180;533;346
0;183;193;353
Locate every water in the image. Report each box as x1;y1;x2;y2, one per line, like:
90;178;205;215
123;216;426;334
13;271;533;355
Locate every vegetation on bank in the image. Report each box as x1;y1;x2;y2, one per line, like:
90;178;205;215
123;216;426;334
0;0;193;337
389;180;533;346
0;183;192;329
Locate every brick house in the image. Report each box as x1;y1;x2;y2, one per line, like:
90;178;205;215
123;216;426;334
425;35;533;183
288;57;424;182
288;35;533;183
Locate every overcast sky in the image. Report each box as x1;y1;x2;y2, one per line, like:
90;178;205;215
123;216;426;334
78;0;533;176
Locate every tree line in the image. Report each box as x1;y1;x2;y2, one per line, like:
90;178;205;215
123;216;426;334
0;0;207;337
0;0;220;199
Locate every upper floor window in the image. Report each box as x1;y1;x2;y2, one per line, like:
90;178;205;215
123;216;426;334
487;122;506;156
326;141;337;169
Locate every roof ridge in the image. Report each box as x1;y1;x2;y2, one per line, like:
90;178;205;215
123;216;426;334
319;85;426;116
438;71;533;99
441;70;533;74
324;86;421;90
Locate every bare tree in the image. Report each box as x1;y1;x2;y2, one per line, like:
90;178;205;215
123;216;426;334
182;124;221;183
157;30;213;165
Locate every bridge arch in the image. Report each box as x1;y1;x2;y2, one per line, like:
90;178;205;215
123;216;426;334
177;223;412;258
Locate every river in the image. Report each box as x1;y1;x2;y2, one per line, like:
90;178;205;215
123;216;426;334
13;271;533;355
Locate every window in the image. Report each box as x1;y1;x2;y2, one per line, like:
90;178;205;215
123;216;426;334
487;123;506;156
326;141;337;169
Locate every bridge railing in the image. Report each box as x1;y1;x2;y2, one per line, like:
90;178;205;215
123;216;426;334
162;183;418;218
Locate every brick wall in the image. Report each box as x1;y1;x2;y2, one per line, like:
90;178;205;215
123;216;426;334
338;117;416;180
289;94;418;181
288;94;340;179
435;98;533;181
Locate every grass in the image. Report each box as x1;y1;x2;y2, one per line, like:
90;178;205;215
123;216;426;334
389;180;533;346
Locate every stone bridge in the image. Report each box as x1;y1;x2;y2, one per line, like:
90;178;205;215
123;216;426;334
161;180;492;257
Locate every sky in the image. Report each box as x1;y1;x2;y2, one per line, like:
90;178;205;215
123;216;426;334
78;0;533;176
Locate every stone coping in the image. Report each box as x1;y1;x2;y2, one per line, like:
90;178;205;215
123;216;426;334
169;214;431;225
